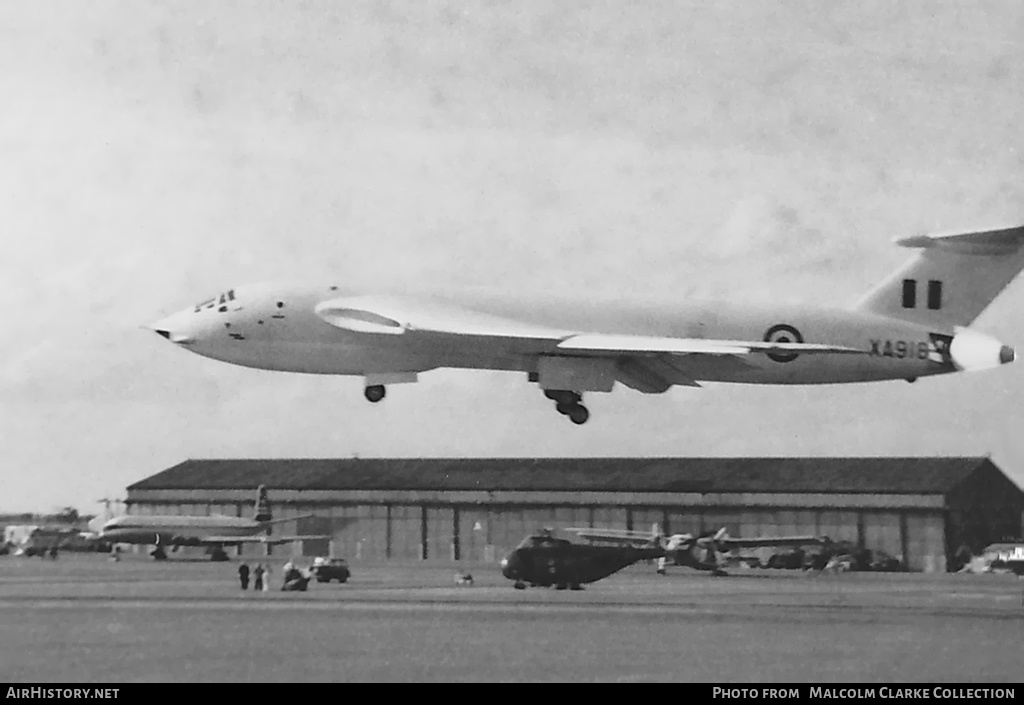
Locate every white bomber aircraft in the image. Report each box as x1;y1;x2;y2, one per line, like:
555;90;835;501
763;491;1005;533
150;225;1022;424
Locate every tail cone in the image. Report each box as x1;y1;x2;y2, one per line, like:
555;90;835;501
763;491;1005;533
950;328;1015;371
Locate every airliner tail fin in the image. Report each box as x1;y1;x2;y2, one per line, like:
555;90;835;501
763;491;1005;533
253;485;271;523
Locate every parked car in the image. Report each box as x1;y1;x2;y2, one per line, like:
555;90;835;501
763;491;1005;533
311;557;350;583
804;543;903;572
821;553;856;573
868;549;904;572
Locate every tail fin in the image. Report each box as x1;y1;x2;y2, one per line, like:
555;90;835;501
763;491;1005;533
854;225;1024;327
253;485;271;523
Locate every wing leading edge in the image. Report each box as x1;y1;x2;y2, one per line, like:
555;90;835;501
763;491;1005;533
314;296;866;358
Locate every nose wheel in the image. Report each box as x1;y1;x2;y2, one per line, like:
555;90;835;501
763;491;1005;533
364;385;386;403
544;390;590;424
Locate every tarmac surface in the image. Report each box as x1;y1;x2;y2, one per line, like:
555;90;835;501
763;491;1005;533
1;554;1022;682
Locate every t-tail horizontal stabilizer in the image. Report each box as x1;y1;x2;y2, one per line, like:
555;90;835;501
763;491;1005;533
855;224;1024;328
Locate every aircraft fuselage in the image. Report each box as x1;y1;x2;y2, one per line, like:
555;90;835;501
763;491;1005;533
98;515;266;547
501;541;665;588
151;283;971;385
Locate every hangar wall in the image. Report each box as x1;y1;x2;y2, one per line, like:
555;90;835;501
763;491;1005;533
125;457;1024;572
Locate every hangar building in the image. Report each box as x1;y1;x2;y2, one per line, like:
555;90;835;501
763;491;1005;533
125;457;1024;572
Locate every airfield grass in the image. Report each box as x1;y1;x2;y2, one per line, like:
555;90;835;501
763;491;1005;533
0;555;1021;682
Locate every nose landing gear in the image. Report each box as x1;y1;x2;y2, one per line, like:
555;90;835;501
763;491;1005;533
544;390;590;424
364;385;386;403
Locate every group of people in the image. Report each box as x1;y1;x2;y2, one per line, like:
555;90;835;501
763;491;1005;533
237;562;271;592
280;561;313;591
237;561;312;592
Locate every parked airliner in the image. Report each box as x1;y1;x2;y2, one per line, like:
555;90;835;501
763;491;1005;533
98;486;329;560
149;225;1022;424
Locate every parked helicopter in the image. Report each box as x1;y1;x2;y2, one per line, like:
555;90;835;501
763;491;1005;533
500;529;664;590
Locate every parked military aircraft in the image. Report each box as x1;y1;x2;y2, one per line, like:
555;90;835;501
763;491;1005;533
98;486;330;561
150;225;1022;423
499;530;665;590
3;525;92;558
571;526;826;575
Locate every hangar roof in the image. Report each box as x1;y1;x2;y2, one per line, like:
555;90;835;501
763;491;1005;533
127;457;1010;496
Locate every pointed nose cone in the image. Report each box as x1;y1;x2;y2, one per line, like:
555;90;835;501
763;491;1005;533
148;311;196;345
1000;345;1015;365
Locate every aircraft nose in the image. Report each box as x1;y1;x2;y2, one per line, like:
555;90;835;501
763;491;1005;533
148;311;196;345
1000;345;1015;364
501;553;520;579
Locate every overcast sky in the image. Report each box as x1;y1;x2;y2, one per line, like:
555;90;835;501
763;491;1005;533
2;1;1023;514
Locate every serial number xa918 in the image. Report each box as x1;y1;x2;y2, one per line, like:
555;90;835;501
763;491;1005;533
868;340;930;359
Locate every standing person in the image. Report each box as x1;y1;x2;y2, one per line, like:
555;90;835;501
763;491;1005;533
237;562;250;591
252;563;265;592
261;563;271;592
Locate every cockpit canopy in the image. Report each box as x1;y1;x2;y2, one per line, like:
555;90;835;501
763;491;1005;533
194;289;236;313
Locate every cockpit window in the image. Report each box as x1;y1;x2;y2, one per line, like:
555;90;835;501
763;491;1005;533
515;534;564;549
196;290;236;313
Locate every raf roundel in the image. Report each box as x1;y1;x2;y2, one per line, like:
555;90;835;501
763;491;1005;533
763;324;804;363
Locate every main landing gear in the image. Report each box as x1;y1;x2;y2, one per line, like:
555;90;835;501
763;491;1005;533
544;390;589;425
364;385;386;403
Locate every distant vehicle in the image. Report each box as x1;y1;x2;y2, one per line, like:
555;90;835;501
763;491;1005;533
311;557;350;583
571;525;825;576
822;553;855;573
500;530;664;590
868;549;904;572
767;549;808;570
150;226;1021;425
97;485;333;561
781;542;905;572
981;543;1024;576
